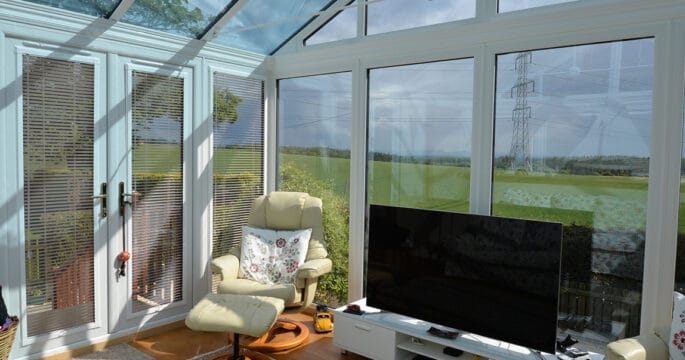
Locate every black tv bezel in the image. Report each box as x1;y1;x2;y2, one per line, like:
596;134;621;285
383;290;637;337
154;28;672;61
365;204;563;354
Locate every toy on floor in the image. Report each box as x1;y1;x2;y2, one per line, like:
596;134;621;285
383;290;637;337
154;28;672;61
313;304;334;333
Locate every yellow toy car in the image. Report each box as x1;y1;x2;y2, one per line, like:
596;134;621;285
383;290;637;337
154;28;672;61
313;304;334;333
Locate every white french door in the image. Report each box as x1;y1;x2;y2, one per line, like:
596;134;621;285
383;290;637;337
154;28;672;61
17;43;110;345
107;59;193;332
16;43;194;348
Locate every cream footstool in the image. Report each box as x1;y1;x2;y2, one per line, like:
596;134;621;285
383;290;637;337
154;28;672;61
186;293;285;360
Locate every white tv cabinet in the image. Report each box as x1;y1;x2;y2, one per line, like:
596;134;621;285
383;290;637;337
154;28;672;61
333;299;603;360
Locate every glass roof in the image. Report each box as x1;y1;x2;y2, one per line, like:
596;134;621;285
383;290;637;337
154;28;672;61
210;0;335;54
305;0;357;46
121;0;229;38
22;0;119;17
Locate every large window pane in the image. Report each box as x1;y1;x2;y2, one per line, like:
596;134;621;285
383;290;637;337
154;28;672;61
367;0;475;35
277;72;351;306
367;59;474;212
493;38;654;352
212;72;264;266
305;0;357;46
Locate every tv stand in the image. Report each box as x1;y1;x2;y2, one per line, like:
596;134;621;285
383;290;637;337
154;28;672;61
333;299;603;360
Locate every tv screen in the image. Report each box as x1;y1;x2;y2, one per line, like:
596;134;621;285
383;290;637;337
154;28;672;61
366;205;563;354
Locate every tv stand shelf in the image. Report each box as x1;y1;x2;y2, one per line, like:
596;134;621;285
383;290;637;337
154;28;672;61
333;299;603;360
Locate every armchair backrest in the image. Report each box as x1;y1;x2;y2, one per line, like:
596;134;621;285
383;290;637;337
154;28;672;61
247;191;327;261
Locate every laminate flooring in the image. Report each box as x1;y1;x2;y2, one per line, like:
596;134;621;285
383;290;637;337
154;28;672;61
129;311;370;360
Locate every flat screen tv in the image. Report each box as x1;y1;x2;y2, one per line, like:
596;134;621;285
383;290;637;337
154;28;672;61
366;204;563;354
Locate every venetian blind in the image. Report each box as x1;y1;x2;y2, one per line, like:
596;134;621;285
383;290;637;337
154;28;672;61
212;72;264;259
130;71;184;312
22;55;95;336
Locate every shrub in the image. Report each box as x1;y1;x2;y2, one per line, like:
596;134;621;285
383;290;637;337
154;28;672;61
279;162;349;306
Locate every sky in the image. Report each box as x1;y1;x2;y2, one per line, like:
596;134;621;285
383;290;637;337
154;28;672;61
275;37;655;159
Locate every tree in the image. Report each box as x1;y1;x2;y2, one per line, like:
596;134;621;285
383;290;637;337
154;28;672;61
214;88;243;124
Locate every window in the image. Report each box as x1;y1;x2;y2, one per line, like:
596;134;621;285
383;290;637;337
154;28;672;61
277;72;352;306
367;0;475;35
212;72;264;262
367;59;474;212
492;38;654;352
498;0;576;13
211;0;334;54
305;0;357;46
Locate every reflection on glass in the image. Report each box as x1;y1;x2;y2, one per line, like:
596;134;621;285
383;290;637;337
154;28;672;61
121;0;223;38
212;0;333;54
305;0;357;46
21;0;118;17
367;59;474;212
498;0;576;13
367;0;475;35
277;72;351;306
492;38;654;352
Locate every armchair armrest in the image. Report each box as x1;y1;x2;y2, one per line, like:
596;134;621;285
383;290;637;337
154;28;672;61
606;333;668;360
211;253;240;280
296;258;332;280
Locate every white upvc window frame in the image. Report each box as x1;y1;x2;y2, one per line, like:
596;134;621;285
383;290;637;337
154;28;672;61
270;0;685;335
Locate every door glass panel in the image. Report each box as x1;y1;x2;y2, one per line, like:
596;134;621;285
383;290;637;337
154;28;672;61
130;71;184;312
492;38;654;352
277;72;351;306
367;59;474;212
23;55;95;336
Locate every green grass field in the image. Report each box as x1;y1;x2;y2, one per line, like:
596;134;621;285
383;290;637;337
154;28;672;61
135;144;676;231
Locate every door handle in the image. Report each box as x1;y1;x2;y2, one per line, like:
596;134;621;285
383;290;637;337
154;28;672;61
118;181;141;214
92;182;107;218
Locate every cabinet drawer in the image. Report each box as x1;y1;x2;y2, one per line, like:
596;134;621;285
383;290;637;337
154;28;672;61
334;314;396;359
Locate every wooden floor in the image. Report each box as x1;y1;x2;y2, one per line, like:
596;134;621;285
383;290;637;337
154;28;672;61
130;311;369;360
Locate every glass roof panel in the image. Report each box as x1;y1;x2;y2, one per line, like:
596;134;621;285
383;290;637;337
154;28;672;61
22;0;119;17
121;0;228;38
211;0;334;55
367;0;475;35
305;0;357;46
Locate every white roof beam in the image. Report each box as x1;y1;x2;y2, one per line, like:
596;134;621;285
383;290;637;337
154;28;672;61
108;0;135;21
201;0;250;41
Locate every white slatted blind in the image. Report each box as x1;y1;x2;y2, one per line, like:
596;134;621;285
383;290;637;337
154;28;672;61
130;71;184;312
212;72;264;259
22;55;95;336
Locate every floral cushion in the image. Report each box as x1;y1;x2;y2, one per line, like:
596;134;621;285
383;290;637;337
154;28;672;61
670;291;685;359
239;226;311;285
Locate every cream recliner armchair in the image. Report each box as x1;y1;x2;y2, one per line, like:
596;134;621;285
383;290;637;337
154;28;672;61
605;326;670;360
211;191;332;312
